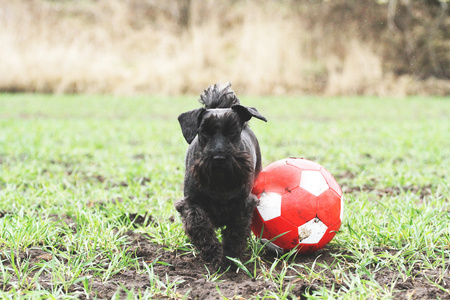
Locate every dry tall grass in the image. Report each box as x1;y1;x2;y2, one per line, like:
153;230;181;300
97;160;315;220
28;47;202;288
0;0;448;96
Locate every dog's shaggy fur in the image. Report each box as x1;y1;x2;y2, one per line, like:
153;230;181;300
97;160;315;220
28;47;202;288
175;83;267;268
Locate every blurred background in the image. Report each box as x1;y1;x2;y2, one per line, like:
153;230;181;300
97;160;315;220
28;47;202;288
0;0;448;96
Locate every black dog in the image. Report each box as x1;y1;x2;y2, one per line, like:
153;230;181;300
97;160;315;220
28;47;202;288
175;83;267;268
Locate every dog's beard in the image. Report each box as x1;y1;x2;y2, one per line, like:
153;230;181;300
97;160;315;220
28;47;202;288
192;151;254;199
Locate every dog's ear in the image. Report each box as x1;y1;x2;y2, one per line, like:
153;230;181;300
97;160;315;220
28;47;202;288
178;108;206;144
232;105;267;123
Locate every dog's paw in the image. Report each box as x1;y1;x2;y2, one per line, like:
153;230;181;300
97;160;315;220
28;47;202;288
246;194;259;208
220;257;238;272
200;243;223;266
174;199;186;214
204;257;225;273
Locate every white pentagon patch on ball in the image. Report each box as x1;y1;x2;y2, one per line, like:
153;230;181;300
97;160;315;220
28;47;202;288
297;217;328;244
256;192;282;221
299;170;329;196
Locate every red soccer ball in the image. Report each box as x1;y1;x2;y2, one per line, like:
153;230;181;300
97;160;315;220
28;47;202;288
251;158;343;254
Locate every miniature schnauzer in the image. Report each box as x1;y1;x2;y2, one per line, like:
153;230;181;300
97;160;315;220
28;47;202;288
175;83;267;268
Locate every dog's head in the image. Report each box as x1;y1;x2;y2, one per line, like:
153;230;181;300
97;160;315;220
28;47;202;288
178;105;266;145
178;105;267;197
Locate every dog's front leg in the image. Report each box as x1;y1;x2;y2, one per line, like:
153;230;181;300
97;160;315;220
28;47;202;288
221;195;257;267
221;219;252;268
175;199;223;266
222;216;254;267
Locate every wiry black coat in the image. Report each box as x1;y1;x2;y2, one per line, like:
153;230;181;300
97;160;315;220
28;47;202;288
175;83;267;268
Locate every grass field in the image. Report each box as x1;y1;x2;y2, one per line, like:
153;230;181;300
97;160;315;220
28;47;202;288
0;94;449;299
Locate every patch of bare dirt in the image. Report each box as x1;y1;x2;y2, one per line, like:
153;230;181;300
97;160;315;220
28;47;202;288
83;232;450;299
2;216;449;299
337;170;437;201
342;183;435;200
123;231;281;299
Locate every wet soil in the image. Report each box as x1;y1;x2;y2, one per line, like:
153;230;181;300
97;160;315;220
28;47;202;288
336;171;437;201
1;178;448;300
2;228;448;299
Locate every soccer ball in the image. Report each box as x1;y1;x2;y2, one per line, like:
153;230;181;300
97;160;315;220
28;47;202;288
251;158;343;254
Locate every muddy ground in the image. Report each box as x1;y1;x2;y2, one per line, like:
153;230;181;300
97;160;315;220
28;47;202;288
1;183;448;299
4;228;448;300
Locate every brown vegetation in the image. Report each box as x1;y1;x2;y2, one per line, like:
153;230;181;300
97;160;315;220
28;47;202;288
0;0;448;96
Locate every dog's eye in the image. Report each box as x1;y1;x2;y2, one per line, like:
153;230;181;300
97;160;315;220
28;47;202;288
226;130;239;137
201;127;214;137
